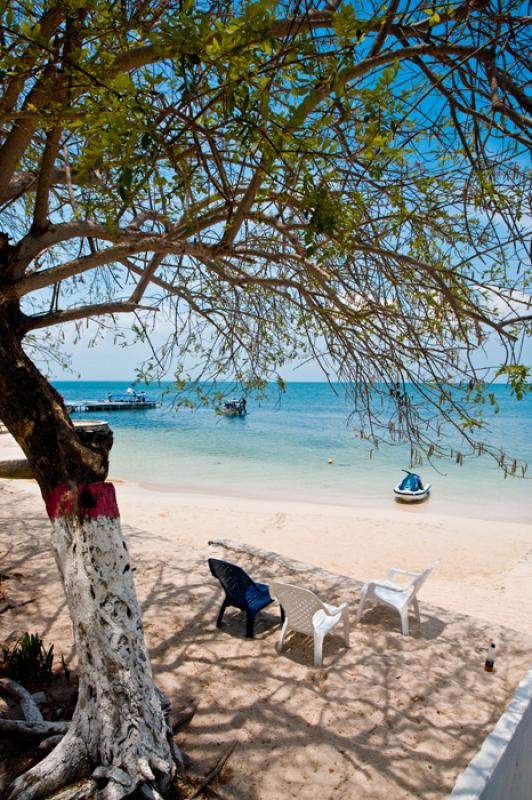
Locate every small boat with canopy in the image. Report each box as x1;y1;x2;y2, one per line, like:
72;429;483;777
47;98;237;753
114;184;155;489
223;398;247;417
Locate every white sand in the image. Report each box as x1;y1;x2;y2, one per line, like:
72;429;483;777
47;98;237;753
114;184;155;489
109;478;532;635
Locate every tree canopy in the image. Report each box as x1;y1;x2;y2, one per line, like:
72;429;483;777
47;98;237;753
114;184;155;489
1;0;531;466
1;2;531;798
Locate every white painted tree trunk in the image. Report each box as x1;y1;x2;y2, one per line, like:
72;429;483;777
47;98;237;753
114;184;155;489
10;483;175;800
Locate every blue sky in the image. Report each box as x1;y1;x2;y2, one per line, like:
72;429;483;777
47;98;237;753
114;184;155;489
49;341;325;381
44;318;531;383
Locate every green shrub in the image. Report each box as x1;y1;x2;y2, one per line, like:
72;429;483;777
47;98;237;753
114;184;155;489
2;633;54;685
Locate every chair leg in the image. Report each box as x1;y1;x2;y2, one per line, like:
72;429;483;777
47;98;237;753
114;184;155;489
280;605;285;624
399;606;409;636
342;609;350;647
413;597;421;622
276;620;288;653
356;584;368;624
313;632;324;668
216;599;229;628
246;611;256;639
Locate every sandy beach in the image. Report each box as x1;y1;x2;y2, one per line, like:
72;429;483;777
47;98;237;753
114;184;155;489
1;430;531;798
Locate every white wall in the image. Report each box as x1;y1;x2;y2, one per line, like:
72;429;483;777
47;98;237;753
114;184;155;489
449;667;532;799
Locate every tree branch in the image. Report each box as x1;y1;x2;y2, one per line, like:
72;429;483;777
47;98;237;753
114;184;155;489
22;302;156;332
0;65;58;204
218;155;270;249
32;127;62;231
129;254;164;304
0;5;64;117
9;236;212;297
368;0;400;59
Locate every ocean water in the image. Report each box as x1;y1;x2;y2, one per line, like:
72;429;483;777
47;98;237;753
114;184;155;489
55;381;532;523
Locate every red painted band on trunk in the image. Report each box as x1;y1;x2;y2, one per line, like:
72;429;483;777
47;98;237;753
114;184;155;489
45;482;120;521
45;484;77;520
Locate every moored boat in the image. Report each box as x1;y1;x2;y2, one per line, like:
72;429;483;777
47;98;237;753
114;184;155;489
63;388;157;412
88;389;157;410
394;470;431;502
223;398;247;417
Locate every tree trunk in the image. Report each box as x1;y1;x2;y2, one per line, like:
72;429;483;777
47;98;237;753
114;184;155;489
0;307;176;799
10;484;174;800
0;301;111;493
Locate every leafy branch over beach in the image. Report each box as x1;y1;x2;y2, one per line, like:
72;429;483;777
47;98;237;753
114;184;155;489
0;0;530;797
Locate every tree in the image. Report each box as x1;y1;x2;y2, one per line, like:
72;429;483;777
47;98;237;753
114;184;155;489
0;0;530;796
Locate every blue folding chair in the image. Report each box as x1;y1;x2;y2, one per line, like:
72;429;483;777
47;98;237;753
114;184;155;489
208;558;284;638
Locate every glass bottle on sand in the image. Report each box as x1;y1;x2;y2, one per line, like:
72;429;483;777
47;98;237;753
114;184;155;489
484;642;496;672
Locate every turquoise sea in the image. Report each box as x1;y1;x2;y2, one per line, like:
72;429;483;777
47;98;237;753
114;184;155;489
55;381;532;524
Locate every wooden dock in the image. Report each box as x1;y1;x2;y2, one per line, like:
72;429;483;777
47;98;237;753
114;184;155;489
66;400;157;412
0;420;113;480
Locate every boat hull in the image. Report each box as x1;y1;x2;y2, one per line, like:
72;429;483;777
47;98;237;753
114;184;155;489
394;484;431;503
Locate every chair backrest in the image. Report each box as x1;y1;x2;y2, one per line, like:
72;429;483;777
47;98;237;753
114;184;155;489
411;560;439;598
270;581;326;636
208;558;255;606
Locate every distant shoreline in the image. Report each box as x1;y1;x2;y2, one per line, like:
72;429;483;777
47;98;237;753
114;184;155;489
1;426;530;525
127;473;531;525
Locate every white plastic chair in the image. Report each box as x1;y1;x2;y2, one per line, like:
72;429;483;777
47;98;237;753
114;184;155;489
270;581;350;667
356;561;439;636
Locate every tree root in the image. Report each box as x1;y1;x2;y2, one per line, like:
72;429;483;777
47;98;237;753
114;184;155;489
38;734;64;751
6;691;190;800
170;739;187;773
139;783;165;800
0;678;43;722
0;719;69;736
44;778;97;800
8;728;90;800
188;743;236;800
171;700;198;734
7;736;190;800
91;751;174;800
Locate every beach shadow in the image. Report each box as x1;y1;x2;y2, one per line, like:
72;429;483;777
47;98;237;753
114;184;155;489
213;606;285;642
0;485;76;665
357;605;446;640
271;630;351;669
139;541;532;799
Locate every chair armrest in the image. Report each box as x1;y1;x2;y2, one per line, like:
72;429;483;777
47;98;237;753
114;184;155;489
367;579;405;593
323;601;349;616
387;568;420;580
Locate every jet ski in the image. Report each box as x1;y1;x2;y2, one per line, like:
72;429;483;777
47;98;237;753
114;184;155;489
394;470;431;502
